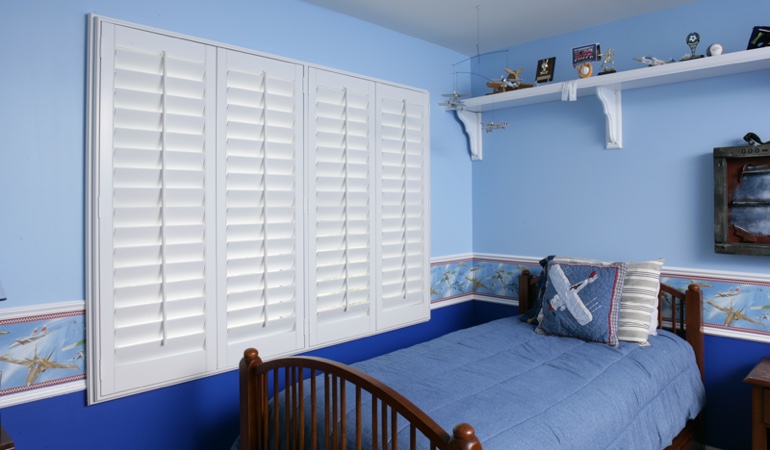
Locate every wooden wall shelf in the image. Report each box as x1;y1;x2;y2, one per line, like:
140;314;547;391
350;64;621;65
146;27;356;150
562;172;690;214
457;46;770;159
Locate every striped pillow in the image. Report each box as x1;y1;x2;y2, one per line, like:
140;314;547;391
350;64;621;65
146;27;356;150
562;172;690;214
617;259;664;345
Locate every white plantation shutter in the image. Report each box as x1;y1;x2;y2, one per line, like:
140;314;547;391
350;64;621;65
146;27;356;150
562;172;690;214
95;23;217;399
307;69;376;346
216;49;305;366
89;16;432;403
376;85;430;330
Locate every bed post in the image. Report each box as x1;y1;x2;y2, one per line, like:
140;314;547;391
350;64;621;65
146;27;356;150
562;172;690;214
446;423;482;450
517;269;534;315
240;348;262;450
685;284;704;381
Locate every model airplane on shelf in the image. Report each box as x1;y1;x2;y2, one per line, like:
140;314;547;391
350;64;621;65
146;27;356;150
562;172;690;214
633;56;676;66
438;91;469;110
486;68;533;94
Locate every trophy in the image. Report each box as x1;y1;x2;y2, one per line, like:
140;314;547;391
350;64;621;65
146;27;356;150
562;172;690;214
598;48;616;76
682;32;704;60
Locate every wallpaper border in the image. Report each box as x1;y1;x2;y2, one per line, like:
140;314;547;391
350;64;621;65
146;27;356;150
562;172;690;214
0;301;86;408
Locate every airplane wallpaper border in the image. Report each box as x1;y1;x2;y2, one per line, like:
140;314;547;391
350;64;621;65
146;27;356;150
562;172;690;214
0;302;85;407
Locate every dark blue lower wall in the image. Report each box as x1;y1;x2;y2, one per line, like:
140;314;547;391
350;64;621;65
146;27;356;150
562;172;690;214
7;302;755;450
704;334;770;450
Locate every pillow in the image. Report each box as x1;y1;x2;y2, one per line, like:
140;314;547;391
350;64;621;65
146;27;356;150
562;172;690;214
616;259;664;344
548;256;664;344
535;259;627;347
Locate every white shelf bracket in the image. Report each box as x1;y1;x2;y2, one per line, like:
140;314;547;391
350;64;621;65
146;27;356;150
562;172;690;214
595;86;622;149
455;109;483;160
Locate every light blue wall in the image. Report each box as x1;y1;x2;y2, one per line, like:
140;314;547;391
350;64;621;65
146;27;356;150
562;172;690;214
0;0;473;307
472;0;770;273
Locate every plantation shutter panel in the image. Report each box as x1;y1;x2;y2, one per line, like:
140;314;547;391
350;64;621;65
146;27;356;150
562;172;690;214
216;49;305;366
307;69;376;346
376;85;430;330
95;23;217;399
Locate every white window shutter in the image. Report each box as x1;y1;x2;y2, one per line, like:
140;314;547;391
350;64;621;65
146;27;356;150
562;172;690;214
216;49;305;366
376;85;431;330
89;17;433;402
95;23;218;399
307;69;376;346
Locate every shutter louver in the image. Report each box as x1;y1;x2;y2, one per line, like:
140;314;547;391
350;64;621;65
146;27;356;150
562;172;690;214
217;49;304;366
98;24;217;397
308;69;376;345
376;85;430;330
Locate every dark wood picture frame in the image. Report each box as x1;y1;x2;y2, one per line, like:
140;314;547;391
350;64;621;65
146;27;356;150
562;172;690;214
714;143;770;256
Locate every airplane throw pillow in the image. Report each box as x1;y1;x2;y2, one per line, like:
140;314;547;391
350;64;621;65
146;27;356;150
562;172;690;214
535;260;627;347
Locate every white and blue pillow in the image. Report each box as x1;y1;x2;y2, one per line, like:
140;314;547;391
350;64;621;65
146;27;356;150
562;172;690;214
535;259;627;348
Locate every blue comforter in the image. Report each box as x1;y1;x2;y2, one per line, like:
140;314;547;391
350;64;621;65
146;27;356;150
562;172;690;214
240;316;705;449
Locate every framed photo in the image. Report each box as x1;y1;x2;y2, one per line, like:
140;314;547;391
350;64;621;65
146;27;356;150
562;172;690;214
747;26;770;50
572;43;600;66
714;143;770;256
536;57;556;83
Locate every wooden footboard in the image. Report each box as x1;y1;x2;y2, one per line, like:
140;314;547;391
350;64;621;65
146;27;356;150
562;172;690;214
239;348;482;450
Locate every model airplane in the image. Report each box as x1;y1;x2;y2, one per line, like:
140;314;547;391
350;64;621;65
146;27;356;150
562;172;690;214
633;56;676;66
438;91;469;110
483;121;508;132
547;266;597;326
486;68;533;94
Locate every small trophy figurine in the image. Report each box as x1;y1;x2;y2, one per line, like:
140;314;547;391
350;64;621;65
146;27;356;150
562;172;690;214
598;48;616;75
682;32;704;60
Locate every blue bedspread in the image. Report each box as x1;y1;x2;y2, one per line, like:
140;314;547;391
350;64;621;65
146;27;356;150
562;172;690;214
239;316;705;449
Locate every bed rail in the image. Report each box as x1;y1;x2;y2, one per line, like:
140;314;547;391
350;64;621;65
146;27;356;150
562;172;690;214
239;348;482;450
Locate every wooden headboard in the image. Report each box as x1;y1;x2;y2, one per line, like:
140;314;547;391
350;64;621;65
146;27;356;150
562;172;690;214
517;269;704;380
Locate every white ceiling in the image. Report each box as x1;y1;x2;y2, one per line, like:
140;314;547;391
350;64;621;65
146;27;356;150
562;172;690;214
301;0;701;56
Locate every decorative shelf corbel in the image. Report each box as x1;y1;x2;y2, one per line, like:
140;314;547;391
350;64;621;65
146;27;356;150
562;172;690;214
456;109;483;160
595;86;622;149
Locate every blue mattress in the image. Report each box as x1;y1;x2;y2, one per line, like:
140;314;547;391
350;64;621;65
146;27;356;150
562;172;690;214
240;316;705;449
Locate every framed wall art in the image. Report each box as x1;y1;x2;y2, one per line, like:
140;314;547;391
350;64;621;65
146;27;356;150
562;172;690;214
714;142;770;256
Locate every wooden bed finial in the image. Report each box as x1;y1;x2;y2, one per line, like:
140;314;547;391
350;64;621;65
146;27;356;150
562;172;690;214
447;423;482;450
243;347;261;363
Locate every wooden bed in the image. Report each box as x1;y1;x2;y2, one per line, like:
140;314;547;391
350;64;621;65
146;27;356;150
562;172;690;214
238;270;705;450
